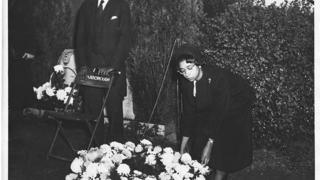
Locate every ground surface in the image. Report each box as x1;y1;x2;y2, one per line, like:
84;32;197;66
9;110;314;180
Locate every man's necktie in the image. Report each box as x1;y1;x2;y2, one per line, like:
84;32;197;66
97;0;104;15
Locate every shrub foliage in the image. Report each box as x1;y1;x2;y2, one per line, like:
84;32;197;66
127;0;205;125
200;0;314;147
21;0;313;148
31;0;73;83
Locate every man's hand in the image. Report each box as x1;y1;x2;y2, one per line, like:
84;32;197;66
98;67;115;76
22;52;35;60
201;139;213;165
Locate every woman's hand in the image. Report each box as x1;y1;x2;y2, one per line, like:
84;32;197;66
201;139;214;165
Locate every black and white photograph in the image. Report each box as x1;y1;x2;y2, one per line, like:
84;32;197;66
3;0;316;179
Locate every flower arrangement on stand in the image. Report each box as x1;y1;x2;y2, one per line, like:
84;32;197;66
33;64;82;112
66;139;210;180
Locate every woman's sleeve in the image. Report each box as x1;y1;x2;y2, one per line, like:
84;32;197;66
209;74;231;140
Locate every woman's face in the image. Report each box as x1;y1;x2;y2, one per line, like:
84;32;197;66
178;59;200;82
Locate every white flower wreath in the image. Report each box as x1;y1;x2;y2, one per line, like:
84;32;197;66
66;139;210;180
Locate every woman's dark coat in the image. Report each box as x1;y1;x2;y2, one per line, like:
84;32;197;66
179;64;255;172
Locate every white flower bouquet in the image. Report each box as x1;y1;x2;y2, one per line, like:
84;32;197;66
66;139;210;180
33;64;81;111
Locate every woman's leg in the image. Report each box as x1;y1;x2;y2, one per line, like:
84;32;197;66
214;170;228;180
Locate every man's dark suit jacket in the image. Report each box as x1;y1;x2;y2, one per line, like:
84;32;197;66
75;0;132;72
74;0;132;143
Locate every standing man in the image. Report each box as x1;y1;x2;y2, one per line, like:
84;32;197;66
75;0;132;144
9;0;38;111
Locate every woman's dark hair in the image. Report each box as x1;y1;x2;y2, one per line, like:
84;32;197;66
170;44;203;79
173;54;196;69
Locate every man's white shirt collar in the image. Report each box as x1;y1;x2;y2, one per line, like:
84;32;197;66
97;0;109;10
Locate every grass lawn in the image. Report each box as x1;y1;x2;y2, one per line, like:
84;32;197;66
9;110;314;180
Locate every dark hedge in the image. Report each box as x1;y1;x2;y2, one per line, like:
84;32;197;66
31;0;73;84
127;0;205;126
200;0;314;148
21;0;314;148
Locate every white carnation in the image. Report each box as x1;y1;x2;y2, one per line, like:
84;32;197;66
33;86;45;100
77;150;87;156
100;144;112;154
173;152;181;163
45;87;55;97
145;154;156;165
122;148;132;159
33;86;42;94
116;163;130;176
35;89;44;99
101;158;114;171
101;152;113;160
85;150;100;162
195;175;206;180
163;147;174;154
133;170;142;175
174;164;190;177
132;177;142;180
199;165;210;175
70;157;83;173
97;162;111;175
110;141;125;150
153;146;162;154
36;93;43;100
111;153;126;164
42;82;51;89
191;161;202;173
164;163;175;173
161;153;175;168
54;64;64;73
80;172;90;180
158;172;171;180
85;163;99;178
172;173;183;180
56;89;67;101
124;141;136;151
135;144;143;153
33;87;38;93
181;153;192;165
83;161;90;168
145;176;157;180
99;173;109;180
65;173;78;180
140;139;152;146
64;86;72;93
184;172;194;179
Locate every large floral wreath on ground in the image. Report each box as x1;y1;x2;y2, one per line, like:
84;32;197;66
66;139;210;180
